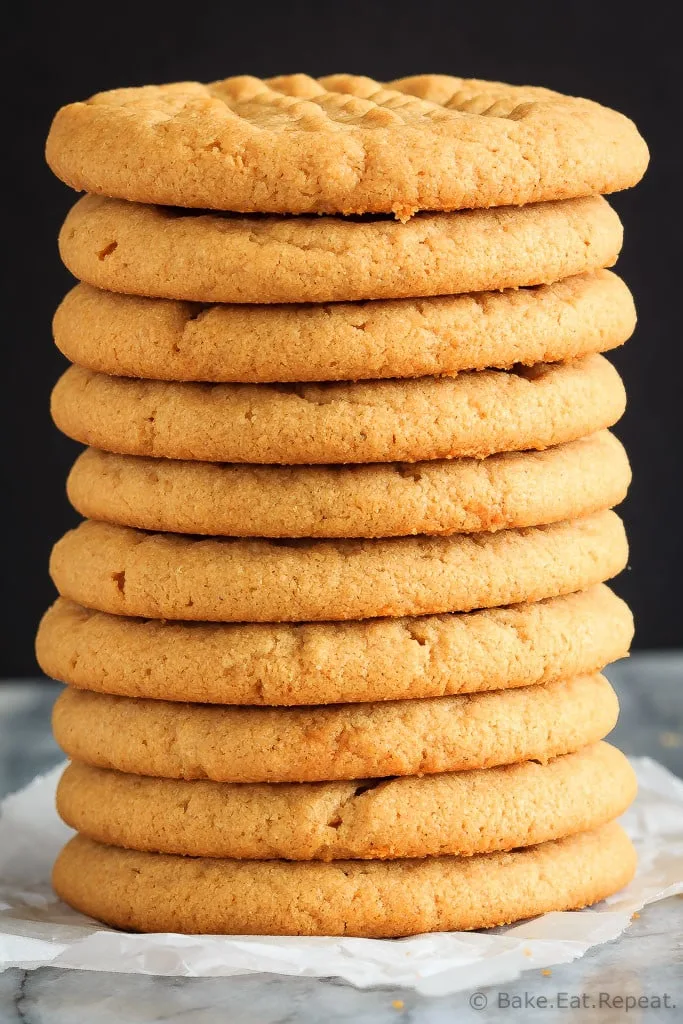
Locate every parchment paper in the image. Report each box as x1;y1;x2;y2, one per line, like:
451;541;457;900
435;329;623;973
1;758;681;995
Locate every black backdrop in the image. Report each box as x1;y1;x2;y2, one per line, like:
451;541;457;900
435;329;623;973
2;1;682;675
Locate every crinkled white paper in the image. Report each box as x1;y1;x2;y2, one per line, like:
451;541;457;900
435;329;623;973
0;758;681;996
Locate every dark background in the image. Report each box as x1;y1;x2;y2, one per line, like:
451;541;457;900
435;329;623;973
2;1;681;676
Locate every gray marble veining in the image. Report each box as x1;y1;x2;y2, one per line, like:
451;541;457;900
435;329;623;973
0;896;681;1024
0;653;681;1023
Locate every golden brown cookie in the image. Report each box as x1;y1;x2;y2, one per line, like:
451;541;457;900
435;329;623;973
66;432;630;538
46;74;648;216
37;586;633;705
58;194;623;304
51;356;625;464
53;271;636;383
57;743;636;860
49;512;628;622
52;673;618;782
52;823;636;936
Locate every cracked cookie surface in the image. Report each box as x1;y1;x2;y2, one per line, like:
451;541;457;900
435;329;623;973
57;743;635;859
65;432;630;538
58;194;623;303
51;356;625;464
46;74;648;215
52;673;618;782
37;586;633;705
49;512;628;622
53;271;635;382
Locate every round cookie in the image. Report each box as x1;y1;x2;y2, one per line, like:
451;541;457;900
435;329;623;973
66;432;630;538
46;73;648;216
53;673;618;783
37;586;633;705
57;743;636;860
49;512;628;623
52;823;636;936
53;271;636;383
58;194;622;304
51;356;625;464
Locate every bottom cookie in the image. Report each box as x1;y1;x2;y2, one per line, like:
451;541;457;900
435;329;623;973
53;823;635;937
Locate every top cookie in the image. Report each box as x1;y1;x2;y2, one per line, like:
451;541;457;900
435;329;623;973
46;74;648;216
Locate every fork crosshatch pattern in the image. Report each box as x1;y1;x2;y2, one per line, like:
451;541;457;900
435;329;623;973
46;74;649;215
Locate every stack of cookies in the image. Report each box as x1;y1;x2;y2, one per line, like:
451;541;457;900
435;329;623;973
37;74;648;937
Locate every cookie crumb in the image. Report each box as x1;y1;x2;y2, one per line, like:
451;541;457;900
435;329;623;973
541;969;552;977
392;1000;404;1010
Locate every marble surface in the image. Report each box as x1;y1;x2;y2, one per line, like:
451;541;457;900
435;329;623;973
0;653;681;1022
